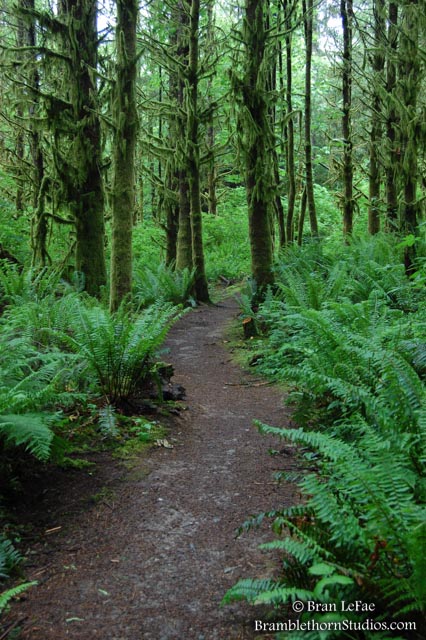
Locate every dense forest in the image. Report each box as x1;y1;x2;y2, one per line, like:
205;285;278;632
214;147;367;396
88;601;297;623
1;0;426;637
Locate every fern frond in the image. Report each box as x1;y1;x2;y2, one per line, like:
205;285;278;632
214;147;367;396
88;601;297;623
0;413;56;461
98;405;119;437
0;582;37;614
222;578;276;604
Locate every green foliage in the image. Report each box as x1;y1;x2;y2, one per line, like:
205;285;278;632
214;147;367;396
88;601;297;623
0;264;181;474
225;235;426;638
133;262;196;308
0;535;37;617
0;581;37;615
203;191;251;280
0;414;57;462
98;405;119;438
0;537;21;579
65;301;181;403
0;264;69;308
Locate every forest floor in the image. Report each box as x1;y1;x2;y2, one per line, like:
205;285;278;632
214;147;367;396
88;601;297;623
3;293;298;640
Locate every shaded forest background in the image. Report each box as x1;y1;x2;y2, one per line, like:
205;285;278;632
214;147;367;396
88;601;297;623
1;0;425;298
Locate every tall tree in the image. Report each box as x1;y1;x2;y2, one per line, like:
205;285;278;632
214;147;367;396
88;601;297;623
398;0;421;274
384;0;399;229
302;0;319;237
368;0;385;234
341;0;354;236
53;0;107;296
205;0;217;216
175;1;193;272
283;0;296;245
186;0;209;302
110;0;138;311
235;0;274;300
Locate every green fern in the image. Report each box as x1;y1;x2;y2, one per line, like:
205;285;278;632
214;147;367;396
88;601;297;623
0;537;21;579
133;263;195;308
65;301;182;402
222;578;276;604
0;413;59;461
0;582;37;615
98;405;119;437
225;237;426;638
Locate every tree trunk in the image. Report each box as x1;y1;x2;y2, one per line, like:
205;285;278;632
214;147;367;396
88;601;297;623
341;0;354;236
303;0;318;237
398;0;420;275
175;1;193;272
368;0;385;235
206;0;217;216
239;0;274;301
187;0;209;302
176;169;193;270
61;0;106;297
385;1;399;230
298;184;307;245
284;0;296;245
110;0;138;311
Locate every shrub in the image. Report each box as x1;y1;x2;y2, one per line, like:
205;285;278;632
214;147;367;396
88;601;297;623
133;262;195;308
65;301;182;403
225;235;426;638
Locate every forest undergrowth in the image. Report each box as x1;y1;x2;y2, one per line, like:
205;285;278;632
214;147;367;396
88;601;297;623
2;226;426;639
0;262;192;615
224;234;426;639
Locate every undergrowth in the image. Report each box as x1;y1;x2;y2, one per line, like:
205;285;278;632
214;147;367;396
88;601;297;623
0;535;36;618
225;235;426;639
0;264;181;472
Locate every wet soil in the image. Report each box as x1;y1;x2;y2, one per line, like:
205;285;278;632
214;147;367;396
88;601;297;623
3;296;297;639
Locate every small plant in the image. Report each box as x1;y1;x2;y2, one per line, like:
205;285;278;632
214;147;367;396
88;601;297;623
133;262;195;308
225;235;426;638
0;536;37;617
67;301;182;403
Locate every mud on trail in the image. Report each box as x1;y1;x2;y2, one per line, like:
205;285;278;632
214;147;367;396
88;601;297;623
5;297;297;640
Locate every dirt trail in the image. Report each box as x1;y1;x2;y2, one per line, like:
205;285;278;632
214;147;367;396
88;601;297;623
10;297;297;639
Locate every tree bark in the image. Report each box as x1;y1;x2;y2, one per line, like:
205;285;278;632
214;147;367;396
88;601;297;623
61;0;106;296
110;0;138;311
284;0;296;244
187;0;209;302
303;0;318;237
385;1;399;230
398;0;420;275
341;0;354;237
368;0;385;235
240;0;274;301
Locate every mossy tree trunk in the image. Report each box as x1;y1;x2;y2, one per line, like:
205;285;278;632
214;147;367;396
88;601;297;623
110;0;138;311
385;1;399;230
238;0;274;301
176;169;193;270
206;0;217;216
60;0;106;297
341;0;354;236
14;0;47;264
368;0;385;235
302;0;319;237
175;1;193;272
284;0;296;245
186;0;209;302
398;0;420;275
15;11;24;214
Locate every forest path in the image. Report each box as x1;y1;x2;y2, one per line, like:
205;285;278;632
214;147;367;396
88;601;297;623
13;295;297;640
